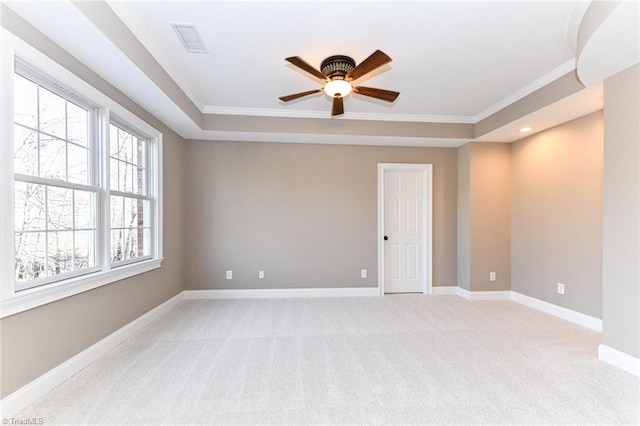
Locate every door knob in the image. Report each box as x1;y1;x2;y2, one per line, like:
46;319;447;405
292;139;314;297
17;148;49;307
384;236;388;240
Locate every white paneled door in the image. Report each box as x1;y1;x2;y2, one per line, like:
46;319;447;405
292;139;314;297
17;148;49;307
381;168;429;294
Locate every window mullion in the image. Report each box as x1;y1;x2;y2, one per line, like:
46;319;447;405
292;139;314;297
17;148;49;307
72;189;76;272
109;190;152;201
14;173;98;193
44;184;49;278
36;84;41;178
64;100;69;182
97;107;110;273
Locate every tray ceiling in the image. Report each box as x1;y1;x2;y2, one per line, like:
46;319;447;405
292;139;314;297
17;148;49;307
4;0;610;145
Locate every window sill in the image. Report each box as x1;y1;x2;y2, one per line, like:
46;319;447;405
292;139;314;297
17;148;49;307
0;258;163;318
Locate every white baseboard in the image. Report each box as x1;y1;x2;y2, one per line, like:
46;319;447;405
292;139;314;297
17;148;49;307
598;344;640;376
452;289;602;332
470;290;512;301
0;292;184;418
431;286;457;296
188;286;498;299
455;287;512;301
184;287;379;300
511;291;602;332
456;287;471;299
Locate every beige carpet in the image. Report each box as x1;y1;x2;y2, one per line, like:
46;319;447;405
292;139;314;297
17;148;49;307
17;295;639;424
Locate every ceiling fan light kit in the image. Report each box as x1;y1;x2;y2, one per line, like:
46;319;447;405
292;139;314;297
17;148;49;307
279;49;400;117
324;80;352;98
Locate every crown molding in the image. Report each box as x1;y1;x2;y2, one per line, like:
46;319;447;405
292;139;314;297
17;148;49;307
202;106;475;124
105;0;206;112
186;129;470;148
473;58;577;123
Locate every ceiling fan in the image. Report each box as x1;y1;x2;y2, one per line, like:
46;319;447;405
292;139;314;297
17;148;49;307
279;50;400;117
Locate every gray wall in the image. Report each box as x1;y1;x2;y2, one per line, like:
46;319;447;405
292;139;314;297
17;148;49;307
511;111;604;318
185;141;458;290
0;8;186;398
456;145;471;290
469;143;511;291
601;63;639;357
457;143;511;291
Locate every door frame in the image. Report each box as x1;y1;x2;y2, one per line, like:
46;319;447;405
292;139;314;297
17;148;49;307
377;163;433;296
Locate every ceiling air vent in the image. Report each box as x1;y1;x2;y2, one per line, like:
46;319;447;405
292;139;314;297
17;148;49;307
171;23;207;53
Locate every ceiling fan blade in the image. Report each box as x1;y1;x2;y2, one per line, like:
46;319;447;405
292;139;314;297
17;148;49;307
285;56;327;81
346;50;392;81
353;86;400;102
279;89;323;102
331;96;344;116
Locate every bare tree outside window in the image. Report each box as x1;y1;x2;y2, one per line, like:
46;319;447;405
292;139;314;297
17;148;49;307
13;73;96;287
109;124;150;263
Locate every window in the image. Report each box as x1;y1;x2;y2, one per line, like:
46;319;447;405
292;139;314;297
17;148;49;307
1;54;162;317
109;123;152;265
13;72;98;291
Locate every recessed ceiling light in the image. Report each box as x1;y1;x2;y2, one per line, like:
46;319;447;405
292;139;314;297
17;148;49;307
519;127;532;133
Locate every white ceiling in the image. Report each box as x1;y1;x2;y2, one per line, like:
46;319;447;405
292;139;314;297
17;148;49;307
5;0;611;145
111;0;576;119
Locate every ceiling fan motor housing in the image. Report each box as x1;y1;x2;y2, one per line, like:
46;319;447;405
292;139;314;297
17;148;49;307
320;55;355;79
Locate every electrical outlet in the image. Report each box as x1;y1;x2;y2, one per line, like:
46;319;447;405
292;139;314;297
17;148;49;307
226;270;232;280
557;283;565;295
489;272;496;282
258;270;264;279
361;269;367;279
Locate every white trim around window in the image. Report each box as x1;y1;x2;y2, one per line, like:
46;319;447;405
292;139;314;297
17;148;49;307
0;28;163;319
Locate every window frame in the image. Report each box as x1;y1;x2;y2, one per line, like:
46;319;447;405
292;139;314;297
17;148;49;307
0;29;163;318
108;119;155;267
12;66;101;291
